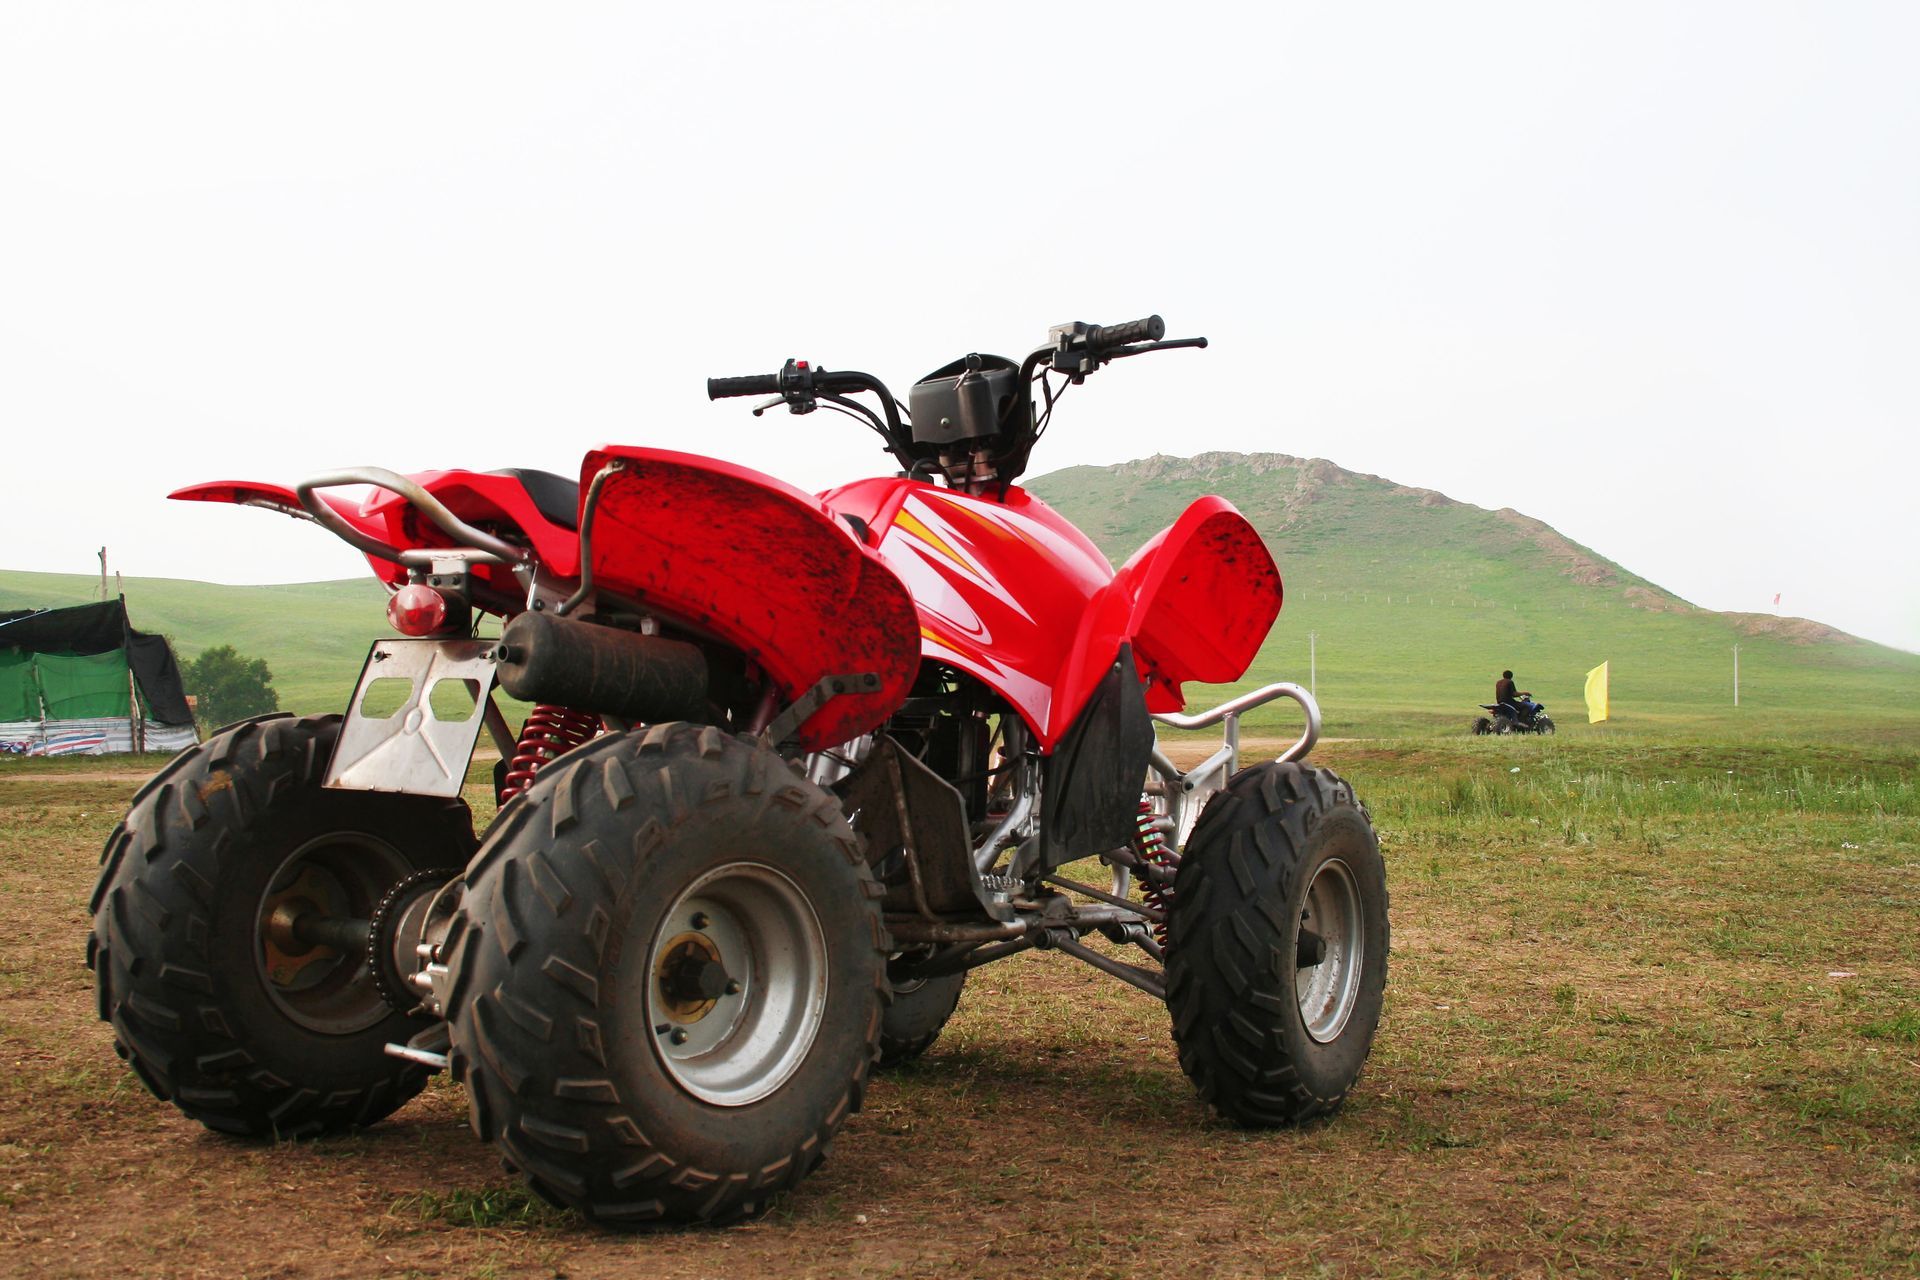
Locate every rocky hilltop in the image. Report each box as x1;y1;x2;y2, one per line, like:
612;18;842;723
1030;452;1856;645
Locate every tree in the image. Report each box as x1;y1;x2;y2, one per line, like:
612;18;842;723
181;644;279;728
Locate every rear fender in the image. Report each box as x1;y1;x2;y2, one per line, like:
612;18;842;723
170;479;308;516
581;447;919;749
351;471;581;577
172;479;408;582
172;472;582;592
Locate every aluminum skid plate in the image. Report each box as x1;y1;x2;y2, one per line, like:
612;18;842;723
326;639;498;797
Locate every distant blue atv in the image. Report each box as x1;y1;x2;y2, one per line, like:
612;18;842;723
1473;701;1555;735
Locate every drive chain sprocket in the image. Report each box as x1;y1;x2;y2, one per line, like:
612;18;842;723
366;867;463;1015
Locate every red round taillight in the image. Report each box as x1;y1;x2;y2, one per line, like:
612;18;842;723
387;583;450;636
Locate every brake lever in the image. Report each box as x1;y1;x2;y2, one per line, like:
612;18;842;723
1101;336;1210;361
750;357;819;417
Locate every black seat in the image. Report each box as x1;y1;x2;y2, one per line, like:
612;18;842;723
489;469;580;531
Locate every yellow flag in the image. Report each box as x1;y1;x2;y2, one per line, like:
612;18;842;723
1585;661;1610;723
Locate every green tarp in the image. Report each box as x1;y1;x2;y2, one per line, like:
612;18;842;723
0;650;34;720
0;600;193;725
0;650;132;720
38;650;132;718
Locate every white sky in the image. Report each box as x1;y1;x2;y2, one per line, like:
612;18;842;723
3;3;1916;651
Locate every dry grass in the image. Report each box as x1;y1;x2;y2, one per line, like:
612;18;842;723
1;737;1915;1278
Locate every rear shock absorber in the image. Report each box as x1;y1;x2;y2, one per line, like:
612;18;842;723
499;704;601;802
1134;796;1177;946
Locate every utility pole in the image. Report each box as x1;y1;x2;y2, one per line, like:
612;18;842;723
1733;644;1740;707
98;547;108;601
1308;632;1317;699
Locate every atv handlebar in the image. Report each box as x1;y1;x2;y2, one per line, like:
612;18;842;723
706;361;894;404
1086;315;1166;352
708;359;905;444
705;374;783;400
707;314;1201;483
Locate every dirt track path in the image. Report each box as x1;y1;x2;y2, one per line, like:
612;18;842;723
0;769;154;784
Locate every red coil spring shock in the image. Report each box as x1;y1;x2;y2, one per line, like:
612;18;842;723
499;704;601;802
1134;795;1177;946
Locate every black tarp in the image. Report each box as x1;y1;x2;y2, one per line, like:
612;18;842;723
0;599;195;725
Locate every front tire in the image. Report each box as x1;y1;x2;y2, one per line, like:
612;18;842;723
443;723;888;1227
87;714;477;1137
877;963;966;1068
1165;762;1388;1125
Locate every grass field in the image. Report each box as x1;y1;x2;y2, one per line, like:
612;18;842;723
3;732;1914;1277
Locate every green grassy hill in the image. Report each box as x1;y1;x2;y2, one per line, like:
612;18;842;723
7;452;1915;741
1028;452;1920;741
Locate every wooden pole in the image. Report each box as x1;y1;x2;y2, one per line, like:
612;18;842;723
128;664;143;753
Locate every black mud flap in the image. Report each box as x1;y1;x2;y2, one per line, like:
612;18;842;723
1033;642;1153;875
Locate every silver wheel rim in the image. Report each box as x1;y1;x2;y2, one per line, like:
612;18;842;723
644;861;829;1107
1296;857;1364;1043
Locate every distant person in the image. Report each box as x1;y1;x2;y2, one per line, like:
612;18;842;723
1494;669;1537;724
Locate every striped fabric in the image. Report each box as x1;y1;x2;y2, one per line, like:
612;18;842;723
0;717;198;757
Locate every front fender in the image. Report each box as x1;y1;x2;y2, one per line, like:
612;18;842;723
1108;496;1282;713
827;481;1279;746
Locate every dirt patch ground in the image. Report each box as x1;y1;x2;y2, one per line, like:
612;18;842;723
2;740;1915;1278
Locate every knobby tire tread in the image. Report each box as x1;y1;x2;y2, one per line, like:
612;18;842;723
875;973;967;1069
1165;761;1389;1127
446;723;889;1228
87;715;475;1138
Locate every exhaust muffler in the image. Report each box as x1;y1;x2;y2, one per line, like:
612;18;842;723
494;611;709;724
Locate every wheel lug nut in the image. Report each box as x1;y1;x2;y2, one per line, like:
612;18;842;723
724;980;741;995
691;912;710;929
670;1028;689;1045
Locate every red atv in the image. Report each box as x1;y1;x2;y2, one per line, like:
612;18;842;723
90;316;1388;1226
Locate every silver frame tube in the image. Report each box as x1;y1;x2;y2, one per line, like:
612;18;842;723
295;467;528;568
1147;682;1322;850
1151;680;1321;759
973;716;1039;873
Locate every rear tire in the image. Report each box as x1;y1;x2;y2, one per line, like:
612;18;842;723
1165;761;1387;1126
444;723;888;1227
87;714;477;1137
877;964;966;1068
1472;717;1492;736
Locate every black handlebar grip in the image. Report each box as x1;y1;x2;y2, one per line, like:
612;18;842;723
706;374;783;400
1087;315;1166;351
